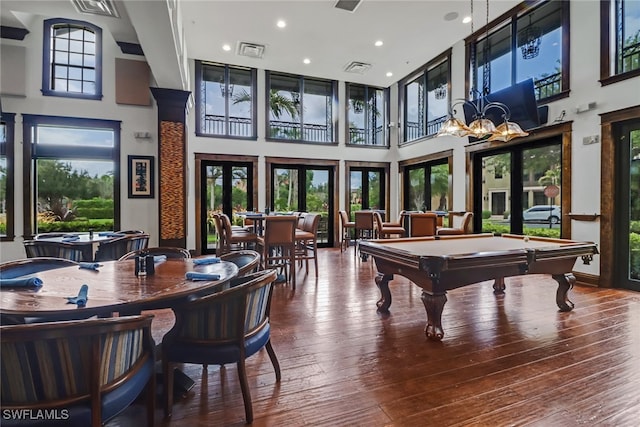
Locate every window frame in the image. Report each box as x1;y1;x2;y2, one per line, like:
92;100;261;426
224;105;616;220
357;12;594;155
0;113;15;241
265;71;338;145
600;0;640;85
194;61;258;139
464;1;570;105
22;114;121;237
399;49;452;145
345;83;390;148
42;18;103;100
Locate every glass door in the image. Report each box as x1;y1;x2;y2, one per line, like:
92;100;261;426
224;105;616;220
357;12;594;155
201;161;253;253
271;165;334;247
616;119;640;291
349;167;385;219
403;160;449;212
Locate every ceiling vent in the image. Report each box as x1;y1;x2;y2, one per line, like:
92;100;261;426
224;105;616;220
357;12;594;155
344;61;372;74
334;0;362;13
236;42;266;59
71;0;120;18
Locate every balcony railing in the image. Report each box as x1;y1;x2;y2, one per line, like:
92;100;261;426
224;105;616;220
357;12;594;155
202;115;252;137
348;126;386;146
534;72;562;100
621;40;640;73
269;120;332;143
405;116;447;141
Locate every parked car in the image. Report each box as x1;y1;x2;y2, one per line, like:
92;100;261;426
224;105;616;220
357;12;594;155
522;205;561;224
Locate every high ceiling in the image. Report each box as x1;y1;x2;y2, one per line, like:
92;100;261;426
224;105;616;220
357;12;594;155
1;0;521;88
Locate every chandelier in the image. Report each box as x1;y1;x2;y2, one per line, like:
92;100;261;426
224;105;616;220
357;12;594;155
518;15;541;60
436;0;528;142
434;83;447;100
219;78;234;98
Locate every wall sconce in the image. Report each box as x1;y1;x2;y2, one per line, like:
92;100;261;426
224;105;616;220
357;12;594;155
134;131;152;140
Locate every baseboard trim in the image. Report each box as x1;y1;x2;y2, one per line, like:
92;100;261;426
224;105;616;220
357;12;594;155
574;271;600;287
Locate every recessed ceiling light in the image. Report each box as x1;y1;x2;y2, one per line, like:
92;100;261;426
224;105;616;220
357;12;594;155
222;44;231;51
303;58;311;64
277;20;286;28
386;72;393;77
374;40;383;47
462;16;472;24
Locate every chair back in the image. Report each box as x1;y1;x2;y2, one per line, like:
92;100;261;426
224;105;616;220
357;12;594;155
409;212;438;237
302;213;321;234
115;230;146;235
118;246;191;261
355;211;374;230
210;213;229;254
94;234;150;262
373;211;384;232
451;212;474;233
23;240;91;262
339;210;352;227
1;315;155;427
0;257;78;279
263;215;297;246
218;250;261;276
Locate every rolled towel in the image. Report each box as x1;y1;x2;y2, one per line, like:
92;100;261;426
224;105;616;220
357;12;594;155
185;272;221;281
153;255;167;262
66;284;88;306
0;277;43;288
62;235;80;242
193;257;221;265
79;262;101;270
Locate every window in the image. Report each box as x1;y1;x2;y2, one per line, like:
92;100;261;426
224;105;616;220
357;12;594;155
22;115;120;236
601;0;640;84
348;166;387;215
468;1;568;102
0;113;15;240
195;62;257;138
266;72;337;144
403;159;450;212
401;50;450;143
42;19;102;100
346;83;388;146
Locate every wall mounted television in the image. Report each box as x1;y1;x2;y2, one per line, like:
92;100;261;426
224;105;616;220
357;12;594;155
463;78;541;142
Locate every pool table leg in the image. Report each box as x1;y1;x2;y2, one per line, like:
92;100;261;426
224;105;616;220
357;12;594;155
421;291;447;341
553;273;576;312
493;277;506;294
375;272;393;313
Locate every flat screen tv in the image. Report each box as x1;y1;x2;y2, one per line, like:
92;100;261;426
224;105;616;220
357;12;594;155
463;78;540;141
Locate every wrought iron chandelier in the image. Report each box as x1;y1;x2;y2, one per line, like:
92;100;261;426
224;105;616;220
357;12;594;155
436;0;529;142
219;78;234;98
434;83;448;100
518;15;541;60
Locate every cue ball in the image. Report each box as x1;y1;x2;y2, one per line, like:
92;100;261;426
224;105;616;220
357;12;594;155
524;236;530;242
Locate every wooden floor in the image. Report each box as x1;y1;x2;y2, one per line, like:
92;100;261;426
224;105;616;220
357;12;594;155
109;247;640;427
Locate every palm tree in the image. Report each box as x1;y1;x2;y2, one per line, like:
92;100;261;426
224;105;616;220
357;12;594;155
232;89;298;120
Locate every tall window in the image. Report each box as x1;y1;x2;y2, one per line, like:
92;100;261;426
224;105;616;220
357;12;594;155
346;84;388;146
266;72;337;143
401;50;450;143
469;1;567;101
403;160;450;212
0;113;15;240
601;0;640;84
195;62;257;138
22;115;120;236
42;19;102;100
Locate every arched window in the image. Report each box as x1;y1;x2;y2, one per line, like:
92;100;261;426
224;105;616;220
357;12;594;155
42;18;102;100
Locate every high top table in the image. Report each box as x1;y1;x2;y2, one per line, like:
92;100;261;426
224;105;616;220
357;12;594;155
0;258;238;323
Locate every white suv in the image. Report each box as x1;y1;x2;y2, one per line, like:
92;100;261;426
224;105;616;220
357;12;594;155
522;205;561;224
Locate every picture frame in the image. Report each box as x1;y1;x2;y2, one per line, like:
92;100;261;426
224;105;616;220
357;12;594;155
128;155;155;198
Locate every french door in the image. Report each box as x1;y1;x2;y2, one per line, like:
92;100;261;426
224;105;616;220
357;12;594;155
270;164;334;247
200;160;253;253
349;167;386;216
615;119;640;291
403;160;449;212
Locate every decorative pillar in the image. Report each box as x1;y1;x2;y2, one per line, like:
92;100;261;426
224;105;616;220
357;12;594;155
150;88;191;248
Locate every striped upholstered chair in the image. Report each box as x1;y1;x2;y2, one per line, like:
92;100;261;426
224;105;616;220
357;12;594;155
161;269;280;423
0;315;156;427
23;239;92;262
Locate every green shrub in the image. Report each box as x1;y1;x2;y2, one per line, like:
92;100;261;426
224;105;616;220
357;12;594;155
630;232;640;278
503;211;510;219
37;219;113;233
482;210;492;219
74;198;114;219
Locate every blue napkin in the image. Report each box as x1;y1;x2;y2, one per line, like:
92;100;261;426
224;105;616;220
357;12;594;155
62;235;80;242
185;272;221;281
66;284;88;306
0;277;43;288
153;255;167;262
193;257;220;265
98;232;125;237
79;262;101;270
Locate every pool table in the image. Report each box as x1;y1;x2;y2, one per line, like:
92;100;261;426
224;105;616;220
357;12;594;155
358;233;598;341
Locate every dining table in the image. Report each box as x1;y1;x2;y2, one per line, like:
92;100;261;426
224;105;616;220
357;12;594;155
0;257;239;323
32;232;126;261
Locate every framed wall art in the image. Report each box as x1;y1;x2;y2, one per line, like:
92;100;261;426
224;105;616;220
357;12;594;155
128;155;155;198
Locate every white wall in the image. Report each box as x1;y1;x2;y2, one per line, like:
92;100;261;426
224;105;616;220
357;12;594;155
0;15;158;261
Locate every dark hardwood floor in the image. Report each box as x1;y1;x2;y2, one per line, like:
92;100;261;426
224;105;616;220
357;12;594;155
109;247;640;426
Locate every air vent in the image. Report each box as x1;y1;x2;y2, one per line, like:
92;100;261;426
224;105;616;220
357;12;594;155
236;42;266;59
71;0;120;18
344;61;372;74
334;0;362;13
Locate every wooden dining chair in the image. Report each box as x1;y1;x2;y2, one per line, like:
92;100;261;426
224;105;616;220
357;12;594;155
339;210;355;252
409;212;438;237
255;215;297;288
220;213;258;253
294;212;320;276
437;211;474;235
161;269;280;423
354;211;375;259
1;314;156;427
373;211;405;239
